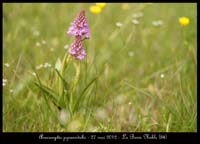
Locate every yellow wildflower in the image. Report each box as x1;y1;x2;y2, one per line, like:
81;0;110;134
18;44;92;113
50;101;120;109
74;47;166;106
121;3;129;10
179;17;190;26
96;3;106;8
90;5;102;14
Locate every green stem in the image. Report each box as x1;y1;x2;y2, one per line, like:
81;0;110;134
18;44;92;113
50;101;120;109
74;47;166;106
70;61;81;114
58;53;70;107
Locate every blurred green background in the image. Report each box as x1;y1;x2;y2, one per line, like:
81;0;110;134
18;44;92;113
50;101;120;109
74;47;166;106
3;3;197;132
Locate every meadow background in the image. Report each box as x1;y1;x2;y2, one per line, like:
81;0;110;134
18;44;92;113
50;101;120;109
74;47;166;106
3;3;197;132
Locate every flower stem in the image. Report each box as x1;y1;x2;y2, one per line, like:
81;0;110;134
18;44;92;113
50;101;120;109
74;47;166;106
70;61;81;114
58;53;70;107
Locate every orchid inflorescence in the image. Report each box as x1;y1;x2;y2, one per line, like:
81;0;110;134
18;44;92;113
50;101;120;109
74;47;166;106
67;10;90;60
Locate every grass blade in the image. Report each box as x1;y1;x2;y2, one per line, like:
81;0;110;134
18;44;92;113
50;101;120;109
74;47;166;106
73;76;99;113
55;69;69;91
34;82;62;109
55;69;70;110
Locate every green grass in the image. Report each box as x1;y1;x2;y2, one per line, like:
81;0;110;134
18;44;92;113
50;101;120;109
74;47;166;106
3;3;197;132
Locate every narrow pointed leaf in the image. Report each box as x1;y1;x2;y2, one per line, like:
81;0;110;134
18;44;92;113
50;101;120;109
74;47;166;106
73;76;98;112
34;82;62;109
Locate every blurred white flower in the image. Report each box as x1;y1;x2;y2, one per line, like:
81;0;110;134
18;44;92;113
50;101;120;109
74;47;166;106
33;30;40;36
115;95;126;104
116;22;123;27
10;89;14;93
152;20;163;26
36;64;43;70
132;19;139;25
96;108;107;120
87;126;98;132
160;73;165;78
58;109;69;125
3;79;7;87
3;79;7;83
132;12;143;18
32;72;36;76
41;40;46;44
44;62;51;68
67;119;82;131
4;63;10;68
36;42;41;47
50;48;55;52
128;51;134;57
36;63;51;69
64;44;69;49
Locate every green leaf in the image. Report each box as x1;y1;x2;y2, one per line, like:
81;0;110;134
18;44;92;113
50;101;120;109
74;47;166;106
33;71;57;113
73;76;99;112
34;82;62;109
55;69;69;92
55;69;70;108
